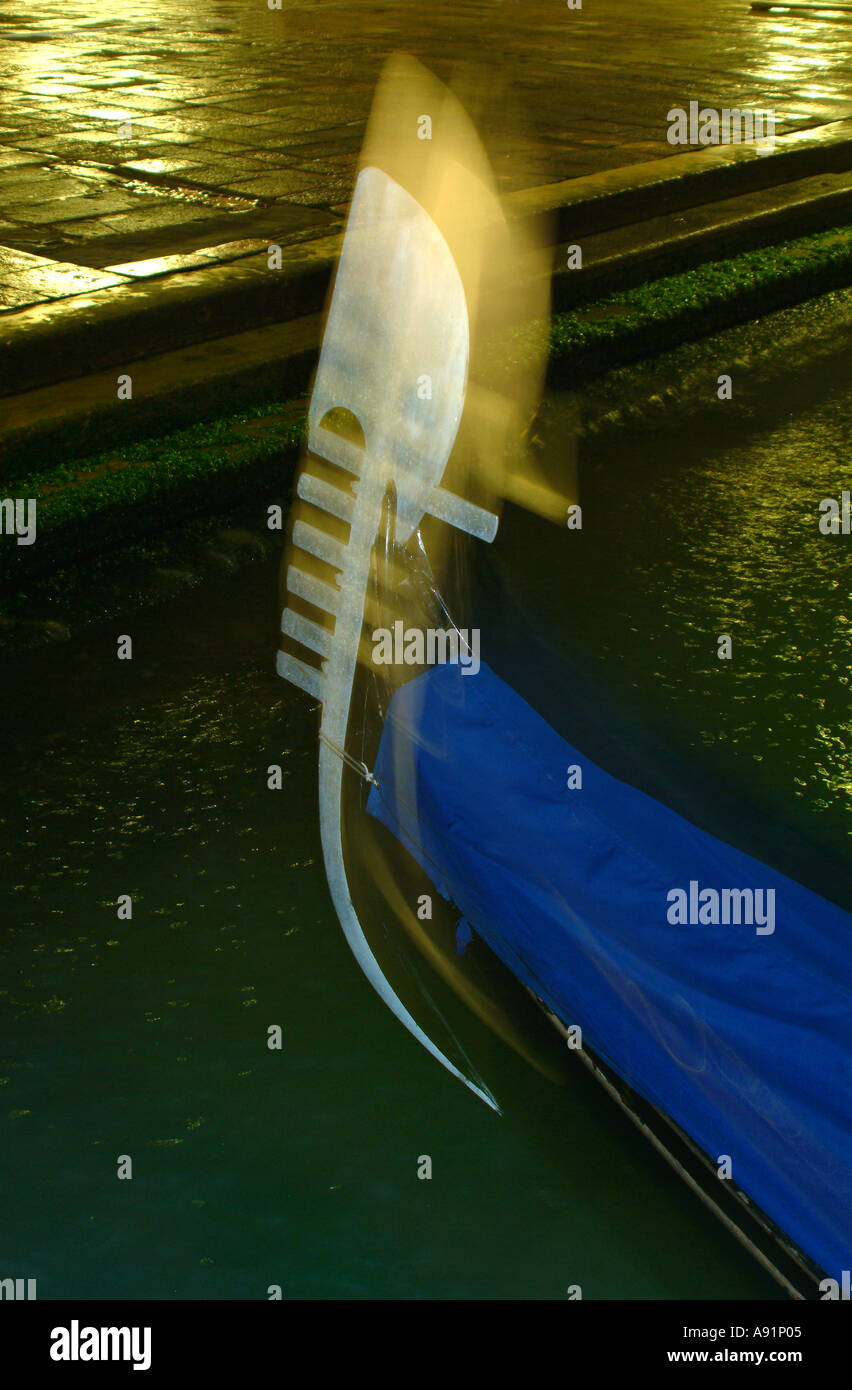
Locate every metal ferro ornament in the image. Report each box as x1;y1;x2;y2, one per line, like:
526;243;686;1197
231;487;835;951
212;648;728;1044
276;54;561;1107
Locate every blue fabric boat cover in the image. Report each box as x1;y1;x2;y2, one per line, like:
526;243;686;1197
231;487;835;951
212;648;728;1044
367;662;852;1279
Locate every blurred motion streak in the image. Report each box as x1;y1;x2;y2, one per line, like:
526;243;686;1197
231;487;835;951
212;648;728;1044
277;54;571;1104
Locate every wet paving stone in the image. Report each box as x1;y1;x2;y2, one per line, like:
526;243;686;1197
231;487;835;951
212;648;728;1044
0;245;129;310
104;238;269;277
0;0;851;301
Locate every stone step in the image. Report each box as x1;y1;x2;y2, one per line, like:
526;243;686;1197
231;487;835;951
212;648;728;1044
2;119;852;400
2;314;321;475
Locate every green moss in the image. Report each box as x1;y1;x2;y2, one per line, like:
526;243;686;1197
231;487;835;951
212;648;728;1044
1;400;306;589
547;223;852;379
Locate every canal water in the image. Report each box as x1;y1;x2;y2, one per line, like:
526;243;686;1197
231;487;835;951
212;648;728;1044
2;301;849;1300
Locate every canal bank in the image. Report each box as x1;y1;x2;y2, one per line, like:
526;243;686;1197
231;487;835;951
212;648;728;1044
3;115;852;459
3;252;852;651
4;123;852;635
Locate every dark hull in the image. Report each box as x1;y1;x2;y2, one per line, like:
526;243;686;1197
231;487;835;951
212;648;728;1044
338;508;843;1299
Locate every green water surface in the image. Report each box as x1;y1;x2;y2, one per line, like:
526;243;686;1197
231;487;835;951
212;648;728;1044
4;328;850;1298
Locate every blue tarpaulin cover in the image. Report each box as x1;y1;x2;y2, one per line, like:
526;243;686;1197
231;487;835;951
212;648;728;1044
367;662;852;1279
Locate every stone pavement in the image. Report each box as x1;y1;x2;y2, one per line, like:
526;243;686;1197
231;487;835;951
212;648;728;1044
2;0;852;297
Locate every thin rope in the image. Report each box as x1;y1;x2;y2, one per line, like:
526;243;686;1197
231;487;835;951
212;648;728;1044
319;729;379;787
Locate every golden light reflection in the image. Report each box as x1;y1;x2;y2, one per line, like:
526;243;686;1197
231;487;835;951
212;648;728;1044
746;11;852;113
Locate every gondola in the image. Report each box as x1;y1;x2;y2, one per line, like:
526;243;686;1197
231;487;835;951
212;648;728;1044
276;54;850;1300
